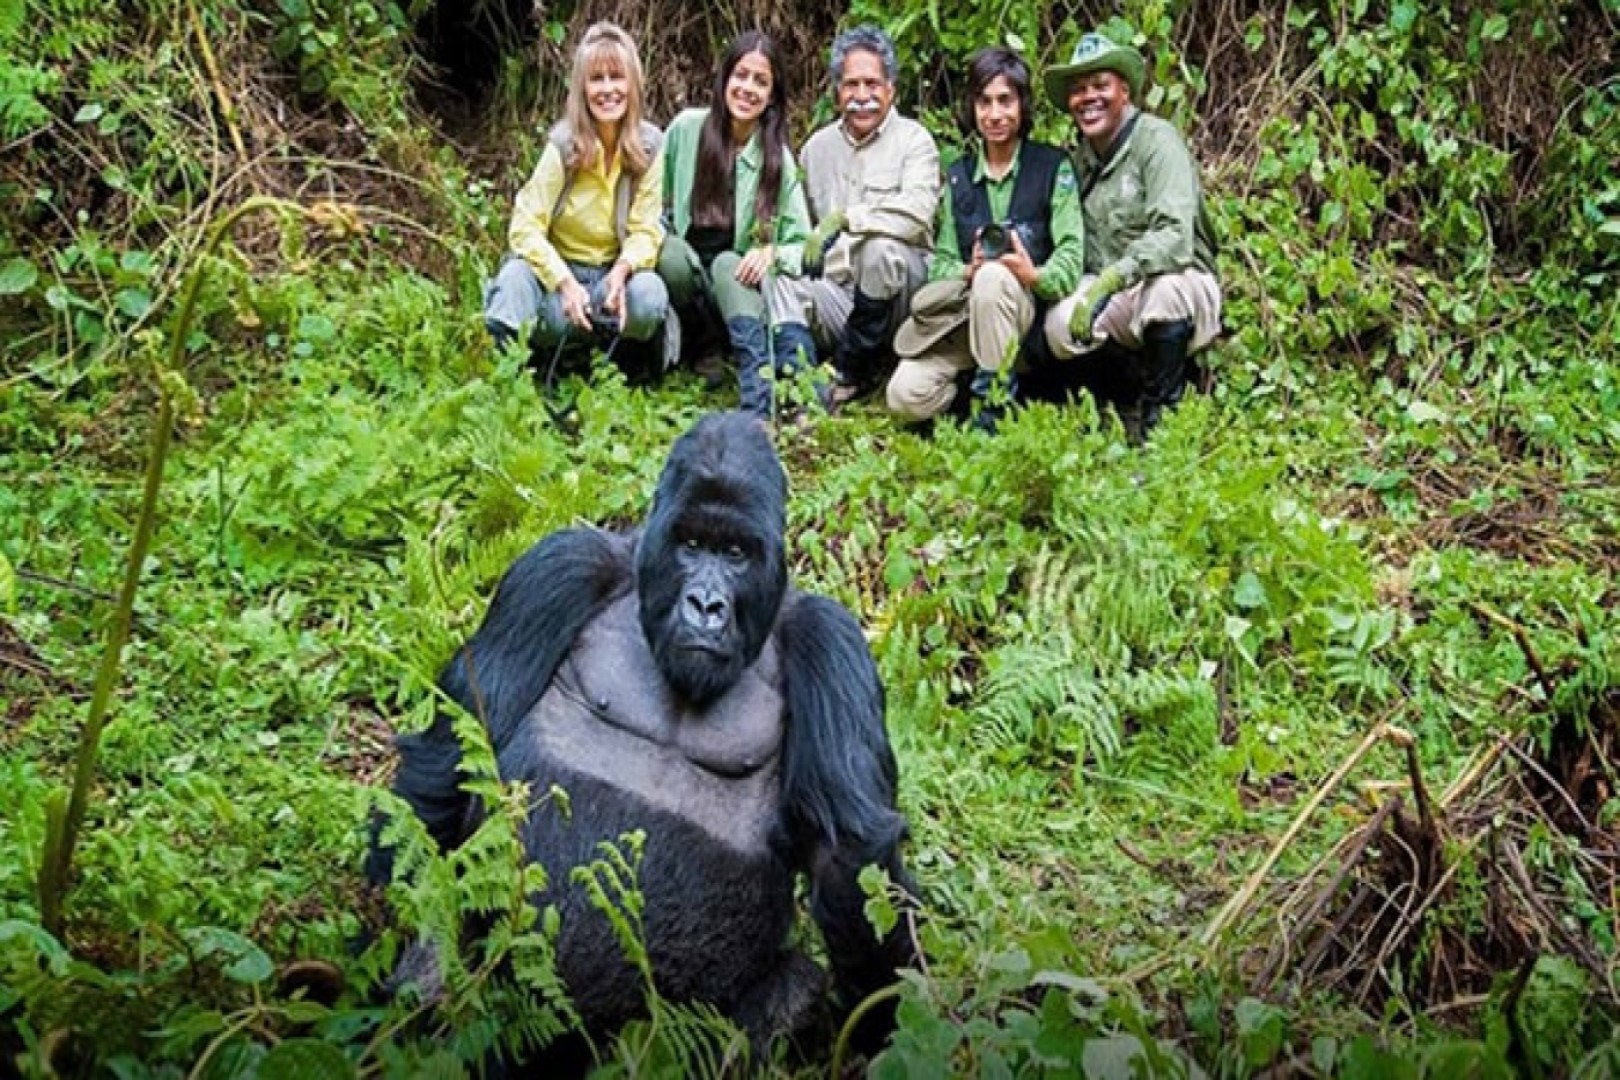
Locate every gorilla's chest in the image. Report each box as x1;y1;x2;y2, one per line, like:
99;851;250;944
513;595;785;855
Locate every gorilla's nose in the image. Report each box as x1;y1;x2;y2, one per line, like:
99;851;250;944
682;588;730;632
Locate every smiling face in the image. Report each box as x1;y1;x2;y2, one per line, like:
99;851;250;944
725;50;775;138
1066;70;1132;150
973;74;1022;152
836;48;894;141
585;59;630;127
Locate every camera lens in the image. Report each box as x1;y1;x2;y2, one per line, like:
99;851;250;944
979;224;1008;259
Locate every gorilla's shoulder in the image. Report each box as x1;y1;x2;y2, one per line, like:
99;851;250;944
499;525;635;602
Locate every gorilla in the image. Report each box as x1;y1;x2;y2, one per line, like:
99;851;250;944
370;411;919;1066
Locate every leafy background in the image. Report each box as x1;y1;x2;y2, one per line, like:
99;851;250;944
1;0;1617;1075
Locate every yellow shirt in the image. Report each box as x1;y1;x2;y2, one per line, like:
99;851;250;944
509;140;666;290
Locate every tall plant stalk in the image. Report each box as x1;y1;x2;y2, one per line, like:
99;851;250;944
37;196;353;935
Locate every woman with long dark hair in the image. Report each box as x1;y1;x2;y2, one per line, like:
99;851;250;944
658;31;817;418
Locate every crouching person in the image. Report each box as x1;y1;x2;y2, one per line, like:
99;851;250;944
886;47;1084;433
657;32;818;419
1036;31;1221;442
483;22;670;381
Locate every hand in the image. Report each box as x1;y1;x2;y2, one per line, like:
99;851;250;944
803;208;848;275
997;229;1038;289
1067;267;1125;342
734;246;773;288
560;279;593;331
600;261;631;323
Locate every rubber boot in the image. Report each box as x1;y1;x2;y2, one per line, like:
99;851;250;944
826;289;895;411
968;366;1017;434
1137;318;1193;440
769;321;822;418
729;316;775;419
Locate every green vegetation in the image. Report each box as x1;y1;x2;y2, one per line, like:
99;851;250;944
2;0;1617;1075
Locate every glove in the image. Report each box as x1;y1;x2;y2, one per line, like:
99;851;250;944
1067;267;1126;342
802;208;848;276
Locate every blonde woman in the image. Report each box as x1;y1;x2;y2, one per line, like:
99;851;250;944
483;22;669;377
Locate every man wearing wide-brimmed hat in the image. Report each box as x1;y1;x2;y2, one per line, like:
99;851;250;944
1033;30;1223;443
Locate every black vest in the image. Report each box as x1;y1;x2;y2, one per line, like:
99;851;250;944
948;141;1066;265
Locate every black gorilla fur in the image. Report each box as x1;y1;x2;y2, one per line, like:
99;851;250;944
370;411;919;1065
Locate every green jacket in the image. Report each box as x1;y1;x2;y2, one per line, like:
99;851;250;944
1072;110;1219;287
661;107;811;276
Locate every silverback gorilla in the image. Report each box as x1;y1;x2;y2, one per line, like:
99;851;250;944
370;411;919;1066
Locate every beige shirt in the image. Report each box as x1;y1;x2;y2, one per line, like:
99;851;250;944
799;109;940;283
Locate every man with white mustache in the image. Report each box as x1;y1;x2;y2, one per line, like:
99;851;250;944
772;26;940;412
1037;32;1223;443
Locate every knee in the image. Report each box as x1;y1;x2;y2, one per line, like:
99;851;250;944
852;239;917;299
1043;297;1079;358
970;263;1021;310
885;363;943;422
622;271;669;340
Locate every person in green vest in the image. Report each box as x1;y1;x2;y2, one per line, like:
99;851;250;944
657;31;817;420
1036;31;1223;442
482;22;669;380
885;46;1085;432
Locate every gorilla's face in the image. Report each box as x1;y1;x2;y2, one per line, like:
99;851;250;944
637;414;788;705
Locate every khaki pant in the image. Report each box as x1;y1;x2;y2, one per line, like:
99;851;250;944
886;263;1033;422
771;235;927;345
1043;269;1222;359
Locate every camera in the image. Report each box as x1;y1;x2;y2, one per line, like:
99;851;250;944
589;303;620;336
977;221;1018;260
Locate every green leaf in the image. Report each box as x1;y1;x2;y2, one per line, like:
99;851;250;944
0;549;14;613
73;101;104;123
1405;400;1447;425
0;257;37;295
0;0;23;38
181;927;274;984
1481;14;1509;41
255;1039;356;1080
1233;571;1268;610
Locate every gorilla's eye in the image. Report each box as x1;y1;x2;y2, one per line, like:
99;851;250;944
723;542;746;560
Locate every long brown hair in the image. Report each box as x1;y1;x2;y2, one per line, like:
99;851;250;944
561;22;652;177
692;31;790;241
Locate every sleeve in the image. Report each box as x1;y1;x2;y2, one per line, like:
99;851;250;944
844;123;941;246
1033;158;1086;301
508;143;575;292
1114;124;1201;286
770;152;812;276
926;178;964;284
619;148;666;271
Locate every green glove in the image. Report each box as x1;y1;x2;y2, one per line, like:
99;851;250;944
803;208;848;276
1067;267;1126;342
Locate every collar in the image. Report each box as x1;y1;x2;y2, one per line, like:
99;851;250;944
1082;106;1141;168
973;139;1024;184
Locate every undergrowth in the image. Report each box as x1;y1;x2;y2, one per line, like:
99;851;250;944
2;0;1618;1076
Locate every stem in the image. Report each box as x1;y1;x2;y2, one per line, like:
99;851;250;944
38;196;312;935
830;982;903;1078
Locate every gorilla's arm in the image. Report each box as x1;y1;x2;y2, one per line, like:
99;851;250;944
777;594;920;1012
387;527;634;858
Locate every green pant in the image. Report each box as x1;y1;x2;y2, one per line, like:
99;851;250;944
656;236;766;322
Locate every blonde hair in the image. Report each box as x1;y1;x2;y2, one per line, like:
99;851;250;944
562;22;651;177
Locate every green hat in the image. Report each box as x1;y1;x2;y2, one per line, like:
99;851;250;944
1044;33;1146;109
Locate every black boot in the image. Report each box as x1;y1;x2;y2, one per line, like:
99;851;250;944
729;316;774;419
967;366;1016;434
827;289;896;410
1137;318;1193;439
